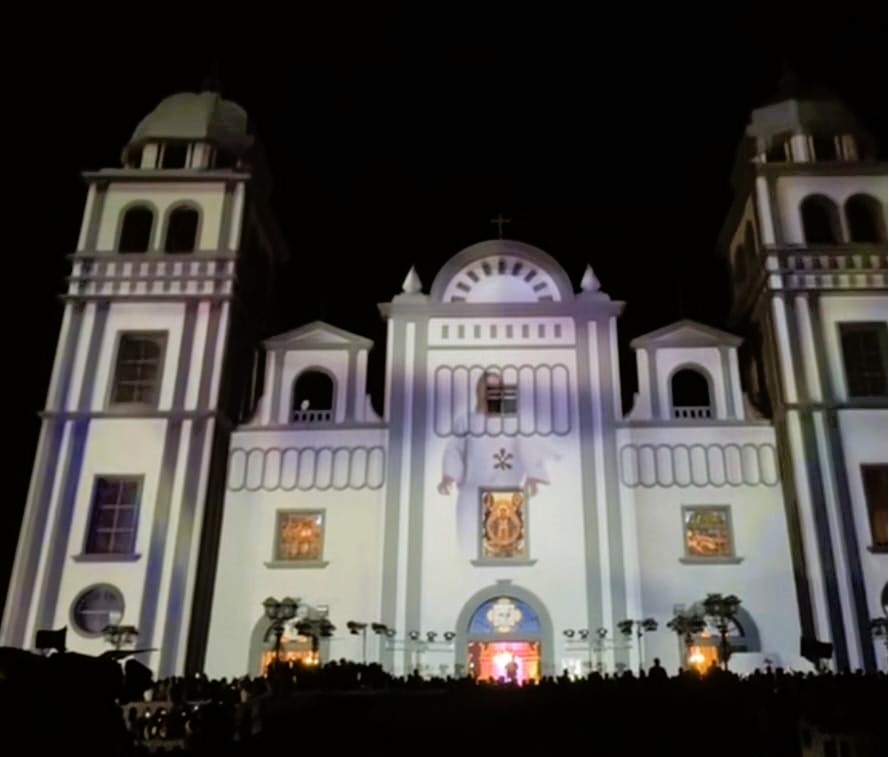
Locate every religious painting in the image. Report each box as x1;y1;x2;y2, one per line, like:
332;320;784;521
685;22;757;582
683;507;733;558
481;489;526;559
276;511;324;561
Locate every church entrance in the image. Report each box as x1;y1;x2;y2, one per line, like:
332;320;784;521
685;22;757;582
463;595;544;684
258;618;319;675
468;640;541;683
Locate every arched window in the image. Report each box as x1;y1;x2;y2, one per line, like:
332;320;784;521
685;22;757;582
164;206;200;253
466;596;543;683
670;367;712;419
845;194;885;243
800;195;841;244
682;602;761;673
292;370;335;422
118;206;153;253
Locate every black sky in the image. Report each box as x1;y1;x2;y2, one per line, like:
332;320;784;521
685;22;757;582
2;12;885;617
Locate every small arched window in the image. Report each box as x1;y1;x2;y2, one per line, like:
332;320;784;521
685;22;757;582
800;195;842;244
118;206;154;253
670;367;712;419
292;370;335;422
164;206;200;253
845;194;885;243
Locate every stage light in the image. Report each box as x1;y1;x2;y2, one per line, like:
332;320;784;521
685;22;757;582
347;621;367;635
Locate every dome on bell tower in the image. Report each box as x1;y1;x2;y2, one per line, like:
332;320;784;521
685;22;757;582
122;90;254;166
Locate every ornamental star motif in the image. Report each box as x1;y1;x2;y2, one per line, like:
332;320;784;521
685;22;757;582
493;448;514;470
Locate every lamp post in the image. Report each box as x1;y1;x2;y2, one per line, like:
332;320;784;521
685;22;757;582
701;593;742;670
667;609;706;671
102;608;139;651
263;596;299;668
401;631;456;677
563;628;603;676
617;618;659;672
347;621;369;663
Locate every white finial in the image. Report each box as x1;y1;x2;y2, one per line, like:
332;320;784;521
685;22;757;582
580;264;600;293
402;266;422;294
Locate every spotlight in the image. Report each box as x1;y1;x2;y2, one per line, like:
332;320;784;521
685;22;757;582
347;621;367;635
385;629;396;638
408;631;420;641
426;631;438;642
443;631;456;641
563;629;575;639
371;623;388;635
578;629;590;640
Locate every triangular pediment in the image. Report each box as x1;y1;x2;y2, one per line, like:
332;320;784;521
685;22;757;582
629;319;742;349
264;321;373;349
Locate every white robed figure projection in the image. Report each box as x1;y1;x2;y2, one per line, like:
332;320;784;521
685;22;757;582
438;371;556;558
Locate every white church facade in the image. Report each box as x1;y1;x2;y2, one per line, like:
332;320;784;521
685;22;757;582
2;89;886;681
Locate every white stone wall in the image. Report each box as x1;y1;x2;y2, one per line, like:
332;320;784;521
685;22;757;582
774;175;887;245
617;424;802;672
204;426;387;679
837;410;888;620
53;419;169;652
92;302;187;410
417;342;591;675
96;183;228;252
818;295;886;401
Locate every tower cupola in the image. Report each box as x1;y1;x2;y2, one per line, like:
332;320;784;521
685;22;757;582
122;90;254;170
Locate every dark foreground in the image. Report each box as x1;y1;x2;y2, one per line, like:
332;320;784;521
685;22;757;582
1;652;885;756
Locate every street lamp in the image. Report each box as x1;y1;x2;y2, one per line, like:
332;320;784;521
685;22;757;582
263;596;299;668
347;621;369;663
102;608;139;651
701;593;742;670
563;628;600;675
402;630;455;676
617;618;659;672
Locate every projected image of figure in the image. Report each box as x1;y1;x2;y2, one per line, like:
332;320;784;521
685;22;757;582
438;370;555;557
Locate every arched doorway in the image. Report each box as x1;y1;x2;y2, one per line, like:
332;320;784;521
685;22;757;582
247;615;319;676
682;604;760;673
455;582;554;682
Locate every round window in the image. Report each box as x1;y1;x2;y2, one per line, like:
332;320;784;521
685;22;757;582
70;584;125;637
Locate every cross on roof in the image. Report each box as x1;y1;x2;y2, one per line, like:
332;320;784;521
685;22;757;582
490;213;511;239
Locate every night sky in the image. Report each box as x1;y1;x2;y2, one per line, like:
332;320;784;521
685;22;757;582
2;13;885;618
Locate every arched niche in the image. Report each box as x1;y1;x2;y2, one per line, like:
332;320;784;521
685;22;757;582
454;581;555;679
668;364;715;420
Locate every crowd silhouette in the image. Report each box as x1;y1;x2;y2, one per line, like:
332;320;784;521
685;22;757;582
0;648;885;756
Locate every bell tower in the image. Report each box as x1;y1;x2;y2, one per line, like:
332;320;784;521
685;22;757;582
719;88;887;672
1;90;288;675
